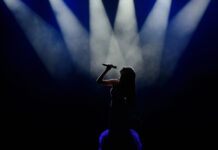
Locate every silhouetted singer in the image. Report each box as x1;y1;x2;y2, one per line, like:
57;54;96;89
97;64;142;150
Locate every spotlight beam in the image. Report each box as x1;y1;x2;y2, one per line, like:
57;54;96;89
4;0;73;79
114;0;143;72
49;0;89;73
139;0;172;85
106;34;126;77
89;0;125;77
161;0;211;81
90;0;111;75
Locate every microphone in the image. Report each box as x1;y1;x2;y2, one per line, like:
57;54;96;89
102;64;117;69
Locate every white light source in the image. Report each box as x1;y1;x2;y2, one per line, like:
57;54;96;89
4;0;72;79
89;0;124;77
49;0;89;73
161;0;211;82
139;0;172;85
114;0;143;74
106;34;125;77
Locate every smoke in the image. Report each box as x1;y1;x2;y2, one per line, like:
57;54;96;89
5;0;211;85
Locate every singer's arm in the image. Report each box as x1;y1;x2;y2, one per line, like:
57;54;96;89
96;67;118;86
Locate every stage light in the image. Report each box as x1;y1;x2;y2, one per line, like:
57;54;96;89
89;0;124;77
106;34;126;77
161;0;211;82
49;0;89;73
139;0;172;85
114;0;143;74
4;0;72;79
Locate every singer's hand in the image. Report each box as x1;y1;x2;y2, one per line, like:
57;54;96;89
105;64;113;71
102;64;116;70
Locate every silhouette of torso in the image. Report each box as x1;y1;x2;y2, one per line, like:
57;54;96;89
109;82;130;130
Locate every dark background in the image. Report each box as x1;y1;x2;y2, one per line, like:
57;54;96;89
1;0;218;149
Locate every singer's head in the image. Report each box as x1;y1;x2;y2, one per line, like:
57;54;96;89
120;67;135;79
118;66;136;104
119;66;136;88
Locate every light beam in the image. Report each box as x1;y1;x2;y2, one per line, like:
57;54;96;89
114;0;143;74
49;0;89;73
161;0;211;82
139;0;172;85
89;0;125;77
4;0;72;79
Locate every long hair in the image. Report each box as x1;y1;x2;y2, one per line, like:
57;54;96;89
118;67;136;108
